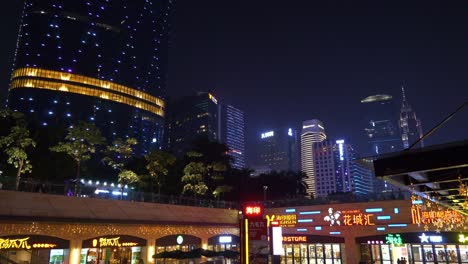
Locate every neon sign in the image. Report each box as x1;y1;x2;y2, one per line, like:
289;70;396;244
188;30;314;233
0;237;58;250
261;131;274;139
419;233;443;243
282;236;307;242
343;213;375;226
243;205;263;218
266;214;297;227
411;204;462;225
92;237;138;248
385;234;403;246
0;238;32;250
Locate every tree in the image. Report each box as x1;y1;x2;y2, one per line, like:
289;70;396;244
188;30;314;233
145;150;176;196
0;125;36;190
181;161;208;197
50;121;105;188
102;138;138;199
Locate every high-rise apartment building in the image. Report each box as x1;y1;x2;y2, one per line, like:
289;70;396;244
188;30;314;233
361;94;401;155
257;127;299;173
7;0;172;154
221;105;246;169
301;119;326;197
399;87;424;149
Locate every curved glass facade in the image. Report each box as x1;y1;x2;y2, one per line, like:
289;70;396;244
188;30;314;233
7;0;173;154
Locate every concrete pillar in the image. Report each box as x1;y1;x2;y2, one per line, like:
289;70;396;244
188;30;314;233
344;235;360;264
69;239;82;264
146;237;156;264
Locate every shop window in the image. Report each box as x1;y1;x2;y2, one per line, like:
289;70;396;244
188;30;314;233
460;245;468;263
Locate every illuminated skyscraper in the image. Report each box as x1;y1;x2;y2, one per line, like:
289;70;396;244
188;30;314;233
313;139;353;197
257;127;299;172
300;119;326;197
361;94;401;155
7;0;173;154
399;87;424;149
221;105;246;169
350;158;374;195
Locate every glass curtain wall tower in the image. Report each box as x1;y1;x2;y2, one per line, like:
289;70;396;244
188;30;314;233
7;0;173;154
301;119;326;198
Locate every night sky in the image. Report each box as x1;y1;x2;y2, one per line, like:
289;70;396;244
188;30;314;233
1;1;468;165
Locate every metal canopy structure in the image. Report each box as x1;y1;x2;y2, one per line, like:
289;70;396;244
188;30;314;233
373;140;468;216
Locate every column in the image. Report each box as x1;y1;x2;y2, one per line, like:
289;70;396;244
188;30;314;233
69;239;83;264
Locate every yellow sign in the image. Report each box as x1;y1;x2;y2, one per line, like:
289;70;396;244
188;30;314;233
0;238;32;250
283;236;307;242
266;214;297;227
411;205;462;225
459;234;468;243
92;237;138;248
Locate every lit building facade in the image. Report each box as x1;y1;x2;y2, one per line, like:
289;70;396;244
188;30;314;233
165;92;220;157
221;105;246;169
312;139;354;197
361;94;402;155
257;127;299;173
350;157;374;195
7;0;172;154
399;87;424;149
301;119;327;197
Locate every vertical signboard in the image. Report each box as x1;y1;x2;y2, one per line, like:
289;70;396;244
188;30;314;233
242;204;268;264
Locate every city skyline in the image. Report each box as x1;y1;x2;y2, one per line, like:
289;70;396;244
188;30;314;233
1;1;467;163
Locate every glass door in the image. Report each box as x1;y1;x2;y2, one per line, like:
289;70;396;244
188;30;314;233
411;245;423;264
381;244;392;264
423;245;435;263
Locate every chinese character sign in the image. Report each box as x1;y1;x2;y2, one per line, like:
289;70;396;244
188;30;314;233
342;213;375;226
243;204;263;218
385;234;403;246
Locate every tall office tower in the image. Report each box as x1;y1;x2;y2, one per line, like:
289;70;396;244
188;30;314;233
7;0;172;154
257;127;299;173
313;139;353;197
221;105;246;169
350;158;374;195
399;87;424;149
361;94;402;155
301;119;326;197
165;92;220;157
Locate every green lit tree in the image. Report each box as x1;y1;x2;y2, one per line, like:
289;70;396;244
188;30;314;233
181;160;208;197
102;138;139;199
0;125;36;190
50;121;105;185
145;150;176;196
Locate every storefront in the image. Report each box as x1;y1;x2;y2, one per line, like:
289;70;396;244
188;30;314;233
155;234;201;253
280;234;345;264
357;232;468;264
81;235;147;264
0;235;70;264
207;234;240;252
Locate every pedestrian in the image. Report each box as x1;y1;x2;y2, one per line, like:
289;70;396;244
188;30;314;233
397;258;401;264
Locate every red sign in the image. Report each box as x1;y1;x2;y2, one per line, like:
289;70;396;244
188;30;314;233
243;204;263;218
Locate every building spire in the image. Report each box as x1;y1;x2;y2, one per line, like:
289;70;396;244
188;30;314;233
401;86;406;101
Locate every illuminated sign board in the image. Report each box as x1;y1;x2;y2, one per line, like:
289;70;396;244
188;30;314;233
243;204;263;218
266;214;297;227
459;234;468;243
323;208;375;226
219;236;232;244
419;233;443;243
0;236;69;250
176;235;184;245
282;236;307;243
261;131;274;139
271;226;283;255
385;234;403;246
83;235;146;248
336;140;344;160
411;205;462;225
